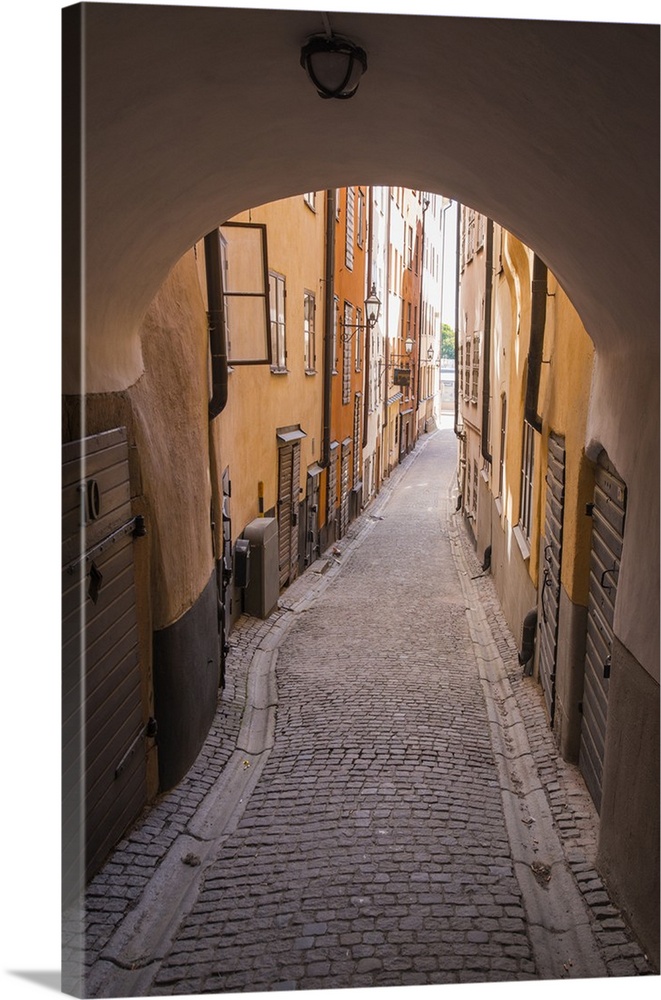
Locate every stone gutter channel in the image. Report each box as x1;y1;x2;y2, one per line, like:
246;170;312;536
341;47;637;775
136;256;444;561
86;431;653;996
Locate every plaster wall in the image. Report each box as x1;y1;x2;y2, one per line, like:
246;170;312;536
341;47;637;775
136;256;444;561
208;194;327;541
488;494;538;652
585;351;660;680
536;275;595;606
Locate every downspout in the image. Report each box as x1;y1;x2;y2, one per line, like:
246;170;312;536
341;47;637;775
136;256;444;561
524;254;547;433
363;187;373;449
204;229;228;419
454;204;461;437
481;218;494;462
322;188;336;467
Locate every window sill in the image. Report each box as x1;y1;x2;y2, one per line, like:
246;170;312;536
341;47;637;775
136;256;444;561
513;523;531;561
305;369;317;376
270;367;289;375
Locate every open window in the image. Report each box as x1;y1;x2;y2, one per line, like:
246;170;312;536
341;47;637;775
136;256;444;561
219;221;272;365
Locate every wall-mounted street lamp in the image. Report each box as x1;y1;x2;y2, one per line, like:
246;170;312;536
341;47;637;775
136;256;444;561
300;31;368;100
427;344;435;362
340;284;381;342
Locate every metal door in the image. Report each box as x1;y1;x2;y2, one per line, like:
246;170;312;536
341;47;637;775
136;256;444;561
579;456;627;811
538;433;566;725
62;428;147;892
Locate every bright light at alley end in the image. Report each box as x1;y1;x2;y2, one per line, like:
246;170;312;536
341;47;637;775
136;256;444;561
300;34;368;100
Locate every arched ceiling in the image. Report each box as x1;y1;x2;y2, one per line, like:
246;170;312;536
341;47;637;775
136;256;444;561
63;3;659;394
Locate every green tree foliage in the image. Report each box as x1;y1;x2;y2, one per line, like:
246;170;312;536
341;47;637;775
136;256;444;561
441;323;455;359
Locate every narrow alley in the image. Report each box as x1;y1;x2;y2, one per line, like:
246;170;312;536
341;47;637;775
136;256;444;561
69;424;653;997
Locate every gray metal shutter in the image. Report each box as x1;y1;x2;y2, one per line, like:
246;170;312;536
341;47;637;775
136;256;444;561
538;433;566;725
579;457;627;811
62;428;147;890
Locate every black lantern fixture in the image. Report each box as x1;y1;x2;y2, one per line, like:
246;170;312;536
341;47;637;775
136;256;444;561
340;283;381;342
301;32;368;100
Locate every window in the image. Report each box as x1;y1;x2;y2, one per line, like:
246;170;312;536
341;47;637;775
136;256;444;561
498;395;507;499
304;191;316;211
345;187;355;270
472;460;479;513
471;334;480;401
458;344;464;396
217;222;271;365
357;189;365;248
342;302;353;403
407;225;413;269
269;271;286;371
519;420;535;541
464;339;471;399
304;291;316;372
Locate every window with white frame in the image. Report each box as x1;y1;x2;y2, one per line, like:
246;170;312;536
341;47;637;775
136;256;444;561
342;302;352;403
471;334;480;401
464;339;472;399
357;189;365;248
304;290;316;372
345;187;355;270
304;191;316;211
269;271;287;371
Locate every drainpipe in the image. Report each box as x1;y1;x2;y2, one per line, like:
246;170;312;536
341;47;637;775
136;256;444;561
322;188;336;467
204;229;228;419
481;218;494;462
454;204;461;438
524;254;547;433
363;188;373;449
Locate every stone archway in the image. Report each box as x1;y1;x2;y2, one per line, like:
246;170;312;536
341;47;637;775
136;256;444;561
64;4;659;395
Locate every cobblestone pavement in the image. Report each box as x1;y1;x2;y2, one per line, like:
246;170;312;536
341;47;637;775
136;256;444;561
65;424;656;997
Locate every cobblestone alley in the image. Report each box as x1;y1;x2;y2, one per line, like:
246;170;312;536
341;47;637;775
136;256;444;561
65;423;655;997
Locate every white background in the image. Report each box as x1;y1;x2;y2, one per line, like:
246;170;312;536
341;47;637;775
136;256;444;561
2;1;657;998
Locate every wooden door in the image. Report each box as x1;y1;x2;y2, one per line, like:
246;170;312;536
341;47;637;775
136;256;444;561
62;428;147;894
579;456;627;811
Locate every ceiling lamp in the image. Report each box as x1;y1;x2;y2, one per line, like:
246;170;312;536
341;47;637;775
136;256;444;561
300;33;368;100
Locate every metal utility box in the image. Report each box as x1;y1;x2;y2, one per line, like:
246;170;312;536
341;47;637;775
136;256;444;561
243;517;279;618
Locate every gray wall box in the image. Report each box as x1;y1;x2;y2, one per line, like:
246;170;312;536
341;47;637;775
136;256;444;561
243;517;280;618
